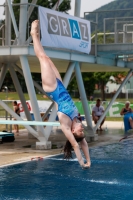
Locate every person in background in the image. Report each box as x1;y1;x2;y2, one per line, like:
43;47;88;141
90;96;94;101
120;101;133;134
13;101;20;134
77;113;82;122
30;20;91;169
92;99;105;131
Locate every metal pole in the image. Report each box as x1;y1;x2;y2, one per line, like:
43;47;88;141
27;0;37;20
63;62;76;87
52;0;64;10
5;0;11;45
2;25;5;46
5;110;8;130
95;13;98;57
0;64;8;89
7;0;19;44
75;62;93;130
19;0;28;44
74;0;81;17
103;18;106;44
19;55;46;140
42;102;54;121
10;114;12;132
9;66;32;121
114;18;117;43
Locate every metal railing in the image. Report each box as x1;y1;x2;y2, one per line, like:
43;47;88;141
1;3;133;55
0;2;39;47
0;24;5;46
85;8;133;56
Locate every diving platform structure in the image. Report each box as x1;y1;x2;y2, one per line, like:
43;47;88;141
0;0;133;149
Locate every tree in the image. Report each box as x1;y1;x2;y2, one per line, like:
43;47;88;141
94;71;128;101
1;71;28;92
12;0;71;39
82;72;96;99
65;72;96;99
12;0;71;19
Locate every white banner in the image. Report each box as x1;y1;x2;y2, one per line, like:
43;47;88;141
17;100;52;120
39;6;91;54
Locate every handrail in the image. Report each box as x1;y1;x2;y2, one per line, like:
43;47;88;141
91;31;133;40
0;24;5;46
0;24;5;31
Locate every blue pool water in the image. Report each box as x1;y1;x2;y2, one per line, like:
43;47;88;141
1;140;133;200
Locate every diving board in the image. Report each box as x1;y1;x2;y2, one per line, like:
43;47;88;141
0;120;60;126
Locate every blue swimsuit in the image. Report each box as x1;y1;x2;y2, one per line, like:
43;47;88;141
45;78;78;121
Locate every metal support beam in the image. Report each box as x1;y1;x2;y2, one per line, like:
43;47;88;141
42;102;54;121
75;62;93;131
114;18;117;43
19;0;28;44
5;0;11;45
52;0;64;10
25;0;38;44
27;0;38;20
63;62;76;87
19;55;46;140
0;64;8;89
95;13;98;57
94;69;133;132
7;0;19;44
103;18;106;44
9;66;32;121
74;0;81;17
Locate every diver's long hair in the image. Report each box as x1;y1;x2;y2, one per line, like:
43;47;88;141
63;140;73;159
63;137;84;159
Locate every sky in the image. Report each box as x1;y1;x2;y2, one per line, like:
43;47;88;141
0;0;114;20
68;0;114;17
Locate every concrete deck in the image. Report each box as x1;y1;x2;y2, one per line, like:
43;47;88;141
0;121;125;167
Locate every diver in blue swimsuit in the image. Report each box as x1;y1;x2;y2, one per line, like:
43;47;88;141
45;78;78;121
31;20;91;168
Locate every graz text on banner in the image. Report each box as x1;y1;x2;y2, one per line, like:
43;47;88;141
39;6;91;54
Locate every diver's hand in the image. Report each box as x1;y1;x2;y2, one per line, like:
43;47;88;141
81;162;91;169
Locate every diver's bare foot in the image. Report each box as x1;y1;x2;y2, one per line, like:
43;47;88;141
30;20;40;37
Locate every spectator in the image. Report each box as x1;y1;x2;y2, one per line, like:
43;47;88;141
120;101;133;134
92;99;105;131
90;96;94;101
12;101;20;134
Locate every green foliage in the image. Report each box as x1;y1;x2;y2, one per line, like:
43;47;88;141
94;71;128;100
12;0;71;40
65;72;96;99
91;31;114;44
12;0;71;21
82;73;96;98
